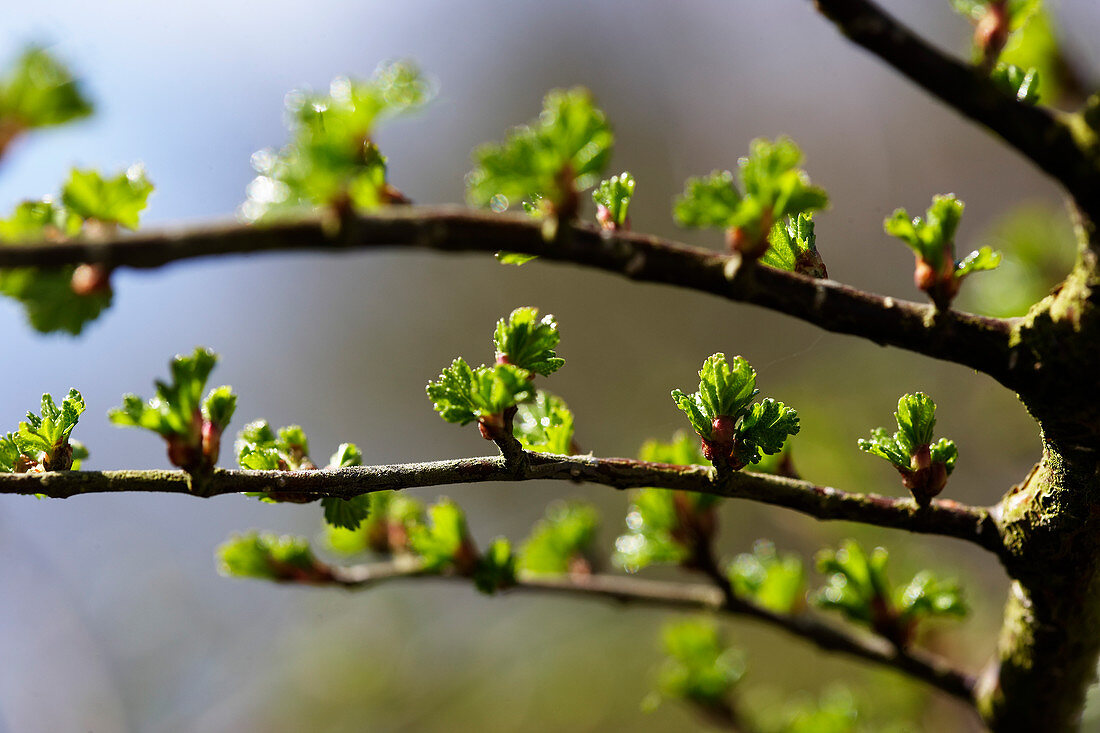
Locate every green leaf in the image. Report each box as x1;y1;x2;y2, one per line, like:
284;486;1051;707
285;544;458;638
0;167;151;334
897;570;968;623
674;138;827;254
0;198;110;336
614;487;716;572
321;494;372;531
243;61;430;220
0;47;92;130
319;442;369;530
0;199;78;241
110;347;217;437
727;539;806;613
815;539;967;640
671;353;798;469
0;433;18;473
467;87;613;214
671;353;759;438
61;166;154;229
328;442;363;468
673;170;741;229
408;498;474;571
517;501;599;575
493;306;565;376
656;620;745;706
884;194;964;272
999;6;1067;105
774;687;861;733
592;171;635;229
859;392;958;501
109;348;235;471
813;540;892;627
216;531;319;581
761;213;827;278
495;252;538;266
202;386;236;430
955;245;1002;278
737;398;800;465
949;0;985;21
739;137;828;220
0;265;111;335
12;389;86;471
473;537;515;594
324;491;426;556
990;63;1040;104
426;358;533;425
638;430;707;466
513;391;574;454
894;392;937;452
856;427;910;469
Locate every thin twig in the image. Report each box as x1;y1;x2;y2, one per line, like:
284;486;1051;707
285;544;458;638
0;207;1019;384
813;0;1100;221
312;560;978;703
0;451;1004;554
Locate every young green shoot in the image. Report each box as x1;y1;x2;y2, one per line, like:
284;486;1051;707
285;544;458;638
108;347;237;476
885;193;999;308
467;87;612;224
674;137;827;261
243;61;431;221
592;171;635;231
517;501;599;575
0;389;86;472
814;540;967;647
0;166;153;334
858;393;958;505
671;353;799;470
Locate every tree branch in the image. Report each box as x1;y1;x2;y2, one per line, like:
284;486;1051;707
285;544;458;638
0;207;1019;384
813;0;1100;221
0;450;1004;554
302;559;978;703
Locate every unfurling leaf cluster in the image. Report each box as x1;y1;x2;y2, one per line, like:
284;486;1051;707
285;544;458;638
108;347;236;474
674;137;828;260
408;498;515;594
762;212;827;278
513;391;575;454
217;532;326;583
242;61;430;221
814;539;966;647
493;306;564;375
655;620;745;708
727;539;806;614
885;193;999;307
0;47;92;140
324;490;426;556
858;392;958;505
592;171;635;230
0;389;87;473
427;359;532;426
428;306;567;441
467;87;612;220
0;166;153;334
236;419;368;530
517;501;599;575
671;353;799;469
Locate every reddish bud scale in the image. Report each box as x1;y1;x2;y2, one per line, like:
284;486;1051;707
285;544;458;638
453;537;481;576
201;421;221;463
70;264;113;297
975;1;1009;69
898;448;949;507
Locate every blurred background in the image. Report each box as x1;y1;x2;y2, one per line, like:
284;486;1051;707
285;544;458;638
1;1;1098;731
